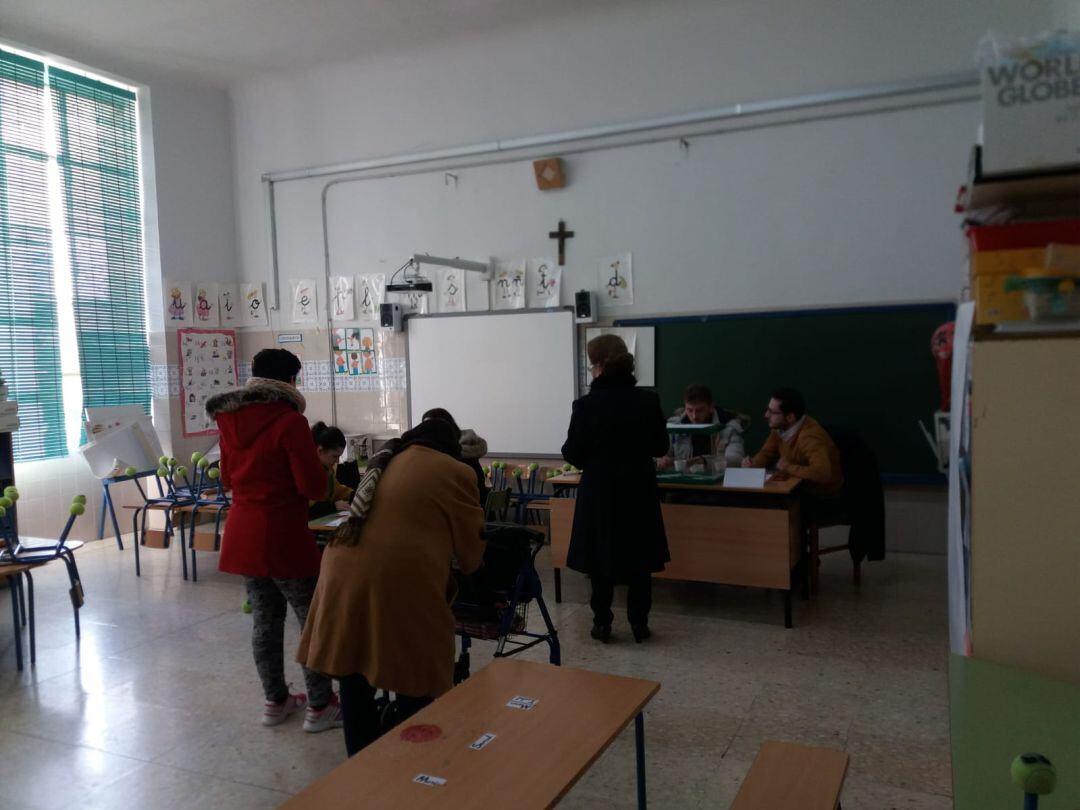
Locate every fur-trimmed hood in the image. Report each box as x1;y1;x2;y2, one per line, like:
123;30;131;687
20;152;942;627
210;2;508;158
205;377;306;418
459;429;487;460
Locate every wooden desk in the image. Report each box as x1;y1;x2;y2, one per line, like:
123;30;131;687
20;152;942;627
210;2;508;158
283;659;660;809
730;740;848;809
548;474;802;627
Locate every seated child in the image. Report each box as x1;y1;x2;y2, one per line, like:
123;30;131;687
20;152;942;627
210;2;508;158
309;422;354;519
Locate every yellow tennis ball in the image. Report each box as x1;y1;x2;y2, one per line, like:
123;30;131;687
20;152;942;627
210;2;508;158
70;502;86;516
124;466;137;477
73;494;87;504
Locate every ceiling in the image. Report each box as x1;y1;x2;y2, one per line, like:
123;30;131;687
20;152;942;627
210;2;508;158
0;0;636;87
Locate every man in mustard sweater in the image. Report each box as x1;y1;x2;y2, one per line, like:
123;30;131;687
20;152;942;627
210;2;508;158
742;388;843;497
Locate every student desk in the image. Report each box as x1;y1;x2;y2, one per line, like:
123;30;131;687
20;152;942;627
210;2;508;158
548;473;802;627
308;511;347;535
282;658;660;809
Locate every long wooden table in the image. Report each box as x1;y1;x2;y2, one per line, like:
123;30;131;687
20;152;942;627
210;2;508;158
547;473;803;627
282;658;660;809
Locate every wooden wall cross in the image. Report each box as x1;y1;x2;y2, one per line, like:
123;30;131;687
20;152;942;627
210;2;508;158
548;220;575;266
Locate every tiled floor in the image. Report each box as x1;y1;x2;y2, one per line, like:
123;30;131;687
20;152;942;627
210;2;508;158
0;538;952;809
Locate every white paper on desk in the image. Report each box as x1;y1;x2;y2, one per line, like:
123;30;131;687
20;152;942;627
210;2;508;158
722;468;766;489
323;514;348;528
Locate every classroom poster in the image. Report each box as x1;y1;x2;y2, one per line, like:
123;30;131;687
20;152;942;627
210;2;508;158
437;268;467;312
598;252;633;307
193;282;220;326
356;274;385;320
393;290;429;316
330;276;355;321
218;284;240;325
164;281;192;327
527;257;561;308
240;283;269;326
178;328;239;436
492;259;526;310
291;279;319;324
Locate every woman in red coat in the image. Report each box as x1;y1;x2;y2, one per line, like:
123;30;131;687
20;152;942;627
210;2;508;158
206;349;342;733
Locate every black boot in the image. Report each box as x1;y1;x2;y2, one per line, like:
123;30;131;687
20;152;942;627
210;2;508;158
590;623;612;643
631;624;651;643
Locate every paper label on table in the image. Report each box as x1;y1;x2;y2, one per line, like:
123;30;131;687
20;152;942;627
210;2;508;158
722;468;766;489
324;516;347;528
469;733;497;750
413;774;447;787
506;695;539;710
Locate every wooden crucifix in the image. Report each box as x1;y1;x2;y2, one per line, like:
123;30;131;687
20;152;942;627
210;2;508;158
548;219;575;266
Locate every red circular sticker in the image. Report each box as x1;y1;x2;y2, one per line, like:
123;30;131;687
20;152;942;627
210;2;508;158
400;724;442;743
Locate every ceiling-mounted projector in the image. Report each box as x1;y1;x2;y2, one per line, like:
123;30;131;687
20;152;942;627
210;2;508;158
385;254;490;295
386;277;433;293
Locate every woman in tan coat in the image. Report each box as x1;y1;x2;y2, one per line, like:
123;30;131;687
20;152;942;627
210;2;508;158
297;417;485;756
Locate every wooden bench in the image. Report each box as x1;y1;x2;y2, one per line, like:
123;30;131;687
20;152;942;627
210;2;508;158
730;740;849;810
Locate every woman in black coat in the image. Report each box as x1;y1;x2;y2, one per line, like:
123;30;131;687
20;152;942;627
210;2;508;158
561;334;670;643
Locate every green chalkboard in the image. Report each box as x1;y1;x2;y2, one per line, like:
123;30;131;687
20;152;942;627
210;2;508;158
622;303;955;481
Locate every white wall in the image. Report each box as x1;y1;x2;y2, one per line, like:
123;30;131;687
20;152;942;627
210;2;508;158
230;0;1065;309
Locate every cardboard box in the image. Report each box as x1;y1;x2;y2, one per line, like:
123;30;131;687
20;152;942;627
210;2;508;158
982;52;1080;174
973;274;1029;325
968;218;1080;277
971;247;1046;278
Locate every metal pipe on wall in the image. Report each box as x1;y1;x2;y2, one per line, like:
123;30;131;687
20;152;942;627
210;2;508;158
269;69;980;426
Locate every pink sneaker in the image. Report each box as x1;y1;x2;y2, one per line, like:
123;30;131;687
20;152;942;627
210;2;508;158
303;693;343;733
262;693;308;727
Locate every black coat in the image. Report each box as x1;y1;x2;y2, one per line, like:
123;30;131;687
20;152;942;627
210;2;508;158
561;372;670;581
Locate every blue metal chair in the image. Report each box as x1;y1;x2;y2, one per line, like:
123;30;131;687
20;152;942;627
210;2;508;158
0;489;88;670
185;456;230;582
129;462;196;579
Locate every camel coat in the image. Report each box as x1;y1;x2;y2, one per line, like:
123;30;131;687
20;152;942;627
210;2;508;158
297;445;486;698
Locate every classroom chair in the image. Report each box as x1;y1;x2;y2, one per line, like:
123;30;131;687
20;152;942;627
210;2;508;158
804;425;886;596
183;456;230;582
484;487;511;521
451;522;560;684
510;465;551;524
0;490;89;670
127;463;197;579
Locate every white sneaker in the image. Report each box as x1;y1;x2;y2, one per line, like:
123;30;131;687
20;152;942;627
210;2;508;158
262;693;308;727
303;693;343;733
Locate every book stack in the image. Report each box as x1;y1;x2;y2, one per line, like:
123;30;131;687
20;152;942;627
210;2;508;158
0;371;17;433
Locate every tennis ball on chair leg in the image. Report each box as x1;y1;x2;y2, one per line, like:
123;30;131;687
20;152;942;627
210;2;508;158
73;495;87;505
0;497;11;509
124;466;137;477
191;452;203;464
207;468;220;480
4;486;18;501
1011;753;1056;796
70;502;86;517
241;599;252;614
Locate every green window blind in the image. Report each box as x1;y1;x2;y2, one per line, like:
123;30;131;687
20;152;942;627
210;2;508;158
49;68;150;425
0;51;67;462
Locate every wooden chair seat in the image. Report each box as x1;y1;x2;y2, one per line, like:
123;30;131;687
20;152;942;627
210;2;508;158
730;740;848;810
